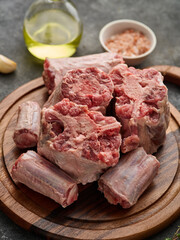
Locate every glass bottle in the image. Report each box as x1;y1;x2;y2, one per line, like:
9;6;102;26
23;0;83;61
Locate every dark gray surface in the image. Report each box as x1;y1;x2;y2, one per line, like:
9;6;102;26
0;0;179;239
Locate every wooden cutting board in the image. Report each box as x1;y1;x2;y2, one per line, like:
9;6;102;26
0;65;179;240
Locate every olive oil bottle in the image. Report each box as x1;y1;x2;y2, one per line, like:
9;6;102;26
23;0;82;60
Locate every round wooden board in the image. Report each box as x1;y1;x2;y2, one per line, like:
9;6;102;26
0;69;180;240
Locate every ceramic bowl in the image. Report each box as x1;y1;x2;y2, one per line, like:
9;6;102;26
99;19;157;66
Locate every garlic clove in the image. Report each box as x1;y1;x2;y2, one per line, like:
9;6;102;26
0;55;17;74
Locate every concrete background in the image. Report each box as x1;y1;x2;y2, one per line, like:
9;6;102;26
0;0;179;239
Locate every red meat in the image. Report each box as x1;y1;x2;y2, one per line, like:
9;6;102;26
38;99;121;184
11;151;78;208
109;64;170;154
44;67;114;114
98;147;160;208
13;101;41;148
43;52;124;94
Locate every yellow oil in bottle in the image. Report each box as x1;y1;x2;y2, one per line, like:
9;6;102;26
23;9;82;60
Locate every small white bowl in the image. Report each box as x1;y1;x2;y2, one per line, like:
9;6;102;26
99;19;157;66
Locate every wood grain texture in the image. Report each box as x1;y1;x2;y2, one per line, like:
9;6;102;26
0;66;180;240
150;65;180;86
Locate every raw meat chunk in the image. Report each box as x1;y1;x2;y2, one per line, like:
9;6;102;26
38;99;121;184
13;101;41;148
11;151;78;208
109;64;170;154
98;147;160;208
43;52;124;94
44;67;114;114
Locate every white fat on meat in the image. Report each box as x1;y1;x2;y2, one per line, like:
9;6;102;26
43;52;124;94
38;98;121;185
109;64;170;154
